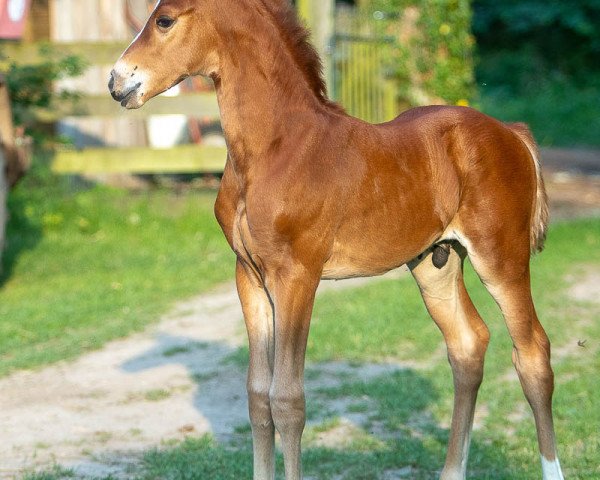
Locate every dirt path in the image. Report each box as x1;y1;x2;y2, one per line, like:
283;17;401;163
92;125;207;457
0;273;406;479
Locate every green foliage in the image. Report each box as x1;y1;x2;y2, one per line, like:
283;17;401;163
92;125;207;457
0;45;87;144
142;436;253;480
472;0;600;146
480;77;600;147
369;0;476;105
473;0;600;89
22;466;75;480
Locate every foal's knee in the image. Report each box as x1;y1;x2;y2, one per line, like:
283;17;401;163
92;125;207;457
248;384;273;431
270;389;306;437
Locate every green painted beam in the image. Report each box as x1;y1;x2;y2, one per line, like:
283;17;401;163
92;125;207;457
34;92;221;121
52;144;228;174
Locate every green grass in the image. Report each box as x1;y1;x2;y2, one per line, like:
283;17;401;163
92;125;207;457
21;468;75;480
134;219;599;480
0;158;234;376
21;218;600;480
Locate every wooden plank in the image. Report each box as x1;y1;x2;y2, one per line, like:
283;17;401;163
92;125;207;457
0;41;129;67
57;116;149;148
24;0;51;42
50;0;130;42
52;144;228;174
0;75;15;150
57;64;115;96
34;92;221;121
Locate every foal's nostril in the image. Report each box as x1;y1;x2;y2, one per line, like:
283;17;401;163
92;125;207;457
108;74;115;93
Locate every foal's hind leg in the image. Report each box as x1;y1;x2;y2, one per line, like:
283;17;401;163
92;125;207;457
409;244;490;480
463;235;564;480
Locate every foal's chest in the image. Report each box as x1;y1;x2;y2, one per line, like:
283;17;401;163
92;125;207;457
231;202;265;273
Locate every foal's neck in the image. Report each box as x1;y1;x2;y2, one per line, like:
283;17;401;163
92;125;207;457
211;12;331;176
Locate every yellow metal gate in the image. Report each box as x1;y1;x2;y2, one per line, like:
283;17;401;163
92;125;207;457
330;9;399;124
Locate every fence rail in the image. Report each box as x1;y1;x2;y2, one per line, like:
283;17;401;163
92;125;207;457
35;92;220;122
52;144;227;174
0;42;128;68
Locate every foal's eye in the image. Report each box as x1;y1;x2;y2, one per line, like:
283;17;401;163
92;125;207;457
156;16;175;30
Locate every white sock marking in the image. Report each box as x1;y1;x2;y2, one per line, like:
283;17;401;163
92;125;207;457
541;455;565;480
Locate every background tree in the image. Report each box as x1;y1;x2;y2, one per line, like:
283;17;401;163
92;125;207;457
473;0;600;91
472;0;600;146
367;0;476;105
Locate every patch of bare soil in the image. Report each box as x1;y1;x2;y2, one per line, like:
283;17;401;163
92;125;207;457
569;269;600;304
541;148;600;219
545;171;600;219
0;273;408;480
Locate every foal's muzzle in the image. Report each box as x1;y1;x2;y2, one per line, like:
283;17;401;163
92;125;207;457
108;69;144;109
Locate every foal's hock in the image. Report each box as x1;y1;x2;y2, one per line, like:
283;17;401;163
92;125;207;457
109;1;565;479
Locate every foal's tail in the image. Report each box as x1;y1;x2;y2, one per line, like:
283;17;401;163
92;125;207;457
508;123;549;254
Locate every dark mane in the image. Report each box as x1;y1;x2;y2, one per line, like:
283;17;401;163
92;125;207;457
260;1;343;111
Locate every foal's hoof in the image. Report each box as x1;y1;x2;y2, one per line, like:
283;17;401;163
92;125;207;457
432;244;450;269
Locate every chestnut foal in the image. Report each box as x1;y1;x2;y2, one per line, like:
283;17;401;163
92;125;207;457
109;1;565;479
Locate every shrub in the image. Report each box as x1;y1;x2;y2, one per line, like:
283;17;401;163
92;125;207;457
1;45;87;145
368;0;476;105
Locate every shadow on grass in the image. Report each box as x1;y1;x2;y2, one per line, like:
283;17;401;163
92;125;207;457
1;150;101;288
0;181;43;287
301;371;520;480
118;334;518;479
121;333;249;442
19;332;523;480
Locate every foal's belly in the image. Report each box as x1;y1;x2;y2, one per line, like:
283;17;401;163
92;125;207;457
321;219;442;280
319;156;451;280
322;252;404;280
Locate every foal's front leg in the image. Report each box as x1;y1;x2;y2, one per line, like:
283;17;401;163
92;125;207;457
266;263;320;480
237;261;276;480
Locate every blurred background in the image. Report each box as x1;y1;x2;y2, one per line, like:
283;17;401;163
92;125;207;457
0;2;599;478
1;0;599;171
0;0;599;408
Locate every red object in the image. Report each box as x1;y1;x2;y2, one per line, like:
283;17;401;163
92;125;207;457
0;0;31;39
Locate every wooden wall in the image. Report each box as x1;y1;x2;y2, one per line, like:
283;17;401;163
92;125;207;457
49;0;153;147
50;0;130;42
23;0;51;41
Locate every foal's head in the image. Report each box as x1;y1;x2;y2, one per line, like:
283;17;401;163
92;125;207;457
109;0;228;109
109;0;330;110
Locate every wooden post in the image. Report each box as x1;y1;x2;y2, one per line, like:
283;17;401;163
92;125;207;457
0;144;5;262
0;75;8;260
296;0;335;91
0;75;15;153
0;74;30;188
